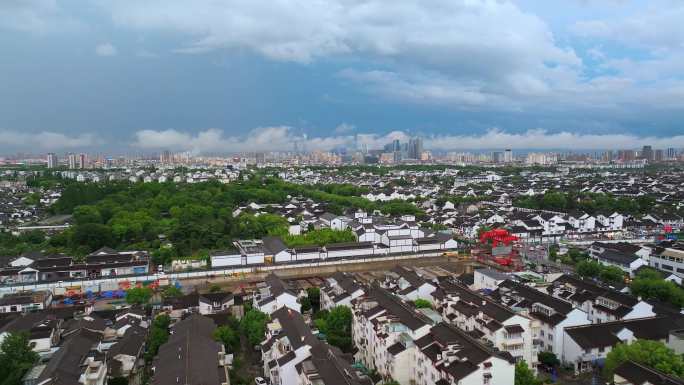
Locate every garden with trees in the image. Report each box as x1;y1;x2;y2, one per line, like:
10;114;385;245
514;191;656;216
0;175;424;264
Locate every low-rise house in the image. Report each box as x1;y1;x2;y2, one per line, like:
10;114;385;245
562;316;684;373
320;272;365;310
472;269;509;291
199;292;235;315
0;290;52;313
150;314;228;385
254;273;302;315
613;360;684;385
33;329;106;385
385;266;437;302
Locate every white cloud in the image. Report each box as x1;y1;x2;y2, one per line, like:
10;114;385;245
131;127;684;154
334;123;355;134
95;42;118;56
0;0;81;34
423;129;684;150
0;130;99;150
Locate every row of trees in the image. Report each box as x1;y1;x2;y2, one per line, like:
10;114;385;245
514;191;656;216
575;259;626;285
282;229;357;248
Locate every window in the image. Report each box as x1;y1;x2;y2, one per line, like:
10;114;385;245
662;264;673;271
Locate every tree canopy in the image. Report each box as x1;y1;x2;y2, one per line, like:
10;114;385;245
0;332;39;385
413;299;432;309
240;308;269;346
314;305;353;352
514;191;656;216
630;268;684;308
125;287;153;305
575;260;625;285
0;176;424;262
603;340;684;379
514;361;541;385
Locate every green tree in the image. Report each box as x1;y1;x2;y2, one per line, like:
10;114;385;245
145;314;171;362
537;351;560;368
515;361;541;385
314;306;352;352
0;332;39;385
413;299;432;309
630;271;684;308
213;326;240;353
307;287;321;314
209;284;222;293
576;260;601;278
161;285;182;299
72;205;103;225
71;223;114;252
125;287;153;305
603;340;684;379
240;308;269;346
599;265;625;285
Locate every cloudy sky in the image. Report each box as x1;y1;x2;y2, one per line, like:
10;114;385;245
1;0;684;154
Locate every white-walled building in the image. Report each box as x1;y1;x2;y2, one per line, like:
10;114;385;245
254;273;302;315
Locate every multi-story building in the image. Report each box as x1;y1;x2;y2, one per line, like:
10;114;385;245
546;275;655;323
492;280;590;358
433;279;538;367
46;153;57;169
68;153;77;169
352;285;433;384
262;307;368;385
412;323;515;385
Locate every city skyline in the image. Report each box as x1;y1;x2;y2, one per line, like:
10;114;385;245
1;1;684;154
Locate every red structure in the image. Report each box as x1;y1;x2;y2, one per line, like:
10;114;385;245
479;229;519;247
476;229;522;270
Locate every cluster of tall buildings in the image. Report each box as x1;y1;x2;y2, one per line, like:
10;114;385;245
46;152;89;169
379;137;427;163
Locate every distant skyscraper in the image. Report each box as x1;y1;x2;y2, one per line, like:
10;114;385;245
504;149;513;163
407;137;423;159
79;153;87;169
654;149;664;162
47;153;57;169
492;151;504;163
160;150;171;164
667;148;677;160
256;152;265;165
641;145;653;161
67;153;77;169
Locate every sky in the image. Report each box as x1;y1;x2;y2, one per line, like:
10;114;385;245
1;0;684;154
